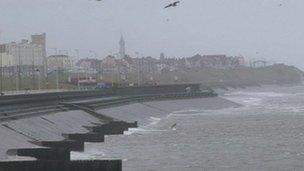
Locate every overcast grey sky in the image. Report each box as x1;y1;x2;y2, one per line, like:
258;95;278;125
0;0;303;68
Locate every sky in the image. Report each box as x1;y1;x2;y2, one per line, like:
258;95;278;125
0;0;303;68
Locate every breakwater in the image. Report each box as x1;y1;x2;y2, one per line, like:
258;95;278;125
0;160;122;171
3;120;137;170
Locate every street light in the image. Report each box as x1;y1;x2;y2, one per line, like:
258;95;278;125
0;44;4;95
0;33;4;95
31;46;35;90
89;50;98;85
14;44;21;91
74;49;80;90
135;52;144;86
36;68;41;90
52;48;59;90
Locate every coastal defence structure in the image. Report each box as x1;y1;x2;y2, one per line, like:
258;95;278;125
0;83;216;171
0;160;122;171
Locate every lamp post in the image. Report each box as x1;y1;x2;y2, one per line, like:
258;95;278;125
52;48;59;90
135;52;144;86
135;52;140;86
37;68;41;90
14;45;21;91
0;33;3;95
0;45;3;95
74;49;80;90
89;50;98;85
31;46;35;90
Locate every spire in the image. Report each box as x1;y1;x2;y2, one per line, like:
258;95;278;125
119;35;125;44
119;34;125;58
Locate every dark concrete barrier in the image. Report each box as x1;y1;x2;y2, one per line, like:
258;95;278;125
115;83;200;96
84;126;124;135
80;91;217;111
0;160;122;171
30;140;84;152
62;133;105;142
0;90;114;105
6;148;70;161
86;121;138;135
0;83;201;106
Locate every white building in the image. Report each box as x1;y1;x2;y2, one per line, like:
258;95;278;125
1;40;44;67
47;55;73;71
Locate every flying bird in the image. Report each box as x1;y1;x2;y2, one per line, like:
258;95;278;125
164;1;180;9
171;123;177;130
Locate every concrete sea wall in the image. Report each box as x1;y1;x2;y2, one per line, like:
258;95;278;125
0;82;238;170
0;97;238;160
0;160;121;171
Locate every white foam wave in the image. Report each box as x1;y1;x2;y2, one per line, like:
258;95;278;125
226;91;284;98
167;109;204;117
124;127;167;135
149;117;161;125
124;127;148;135
171;109;200;114
241;97;263;106
71;149;105;160
223;91;284;106
265;105;304;113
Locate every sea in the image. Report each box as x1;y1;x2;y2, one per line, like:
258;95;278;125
72;85;304;171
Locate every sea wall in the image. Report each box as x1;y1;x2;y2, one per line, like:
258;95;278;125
0;97;239;160
0;160;121;171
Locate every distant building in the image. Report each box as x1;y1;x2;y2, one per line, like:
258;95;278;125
160;53;165;61
47;55;73;71
0;34;46;68
0;44;13;67
31;33;47;74
102;55;116;74
185;54;244;69
76;58;102;72
0;40;44;77
2;41;44;67
119;35;126;59
31;33;46;56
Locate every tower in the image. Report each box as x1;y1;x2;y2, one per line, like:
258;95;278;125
119;35;125;59
31;33;47;76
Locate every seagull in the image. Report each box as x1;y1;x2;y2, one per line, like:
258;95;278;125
164;1;180;9
171;123;177;130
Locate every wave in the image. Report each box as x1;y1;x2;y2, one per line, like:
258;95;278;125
149;117;161;125
225;91;285;98
71;149;106;160
222;91;285;106
123;117;167;135
168;107;241;117
168;109;204;117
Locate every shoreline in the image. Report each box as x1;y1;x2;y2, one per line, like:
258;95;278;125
0;95;238;161
2;84;304;170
